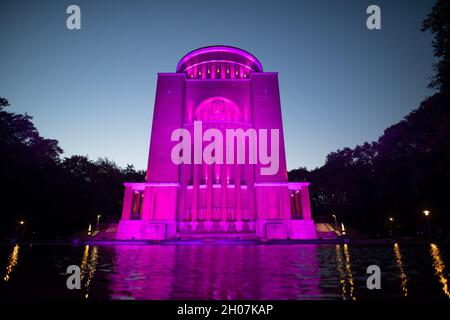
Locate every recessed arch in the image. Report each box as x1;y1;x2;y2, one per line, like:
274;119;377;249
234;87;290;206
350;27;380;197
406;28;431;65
194;97;242;122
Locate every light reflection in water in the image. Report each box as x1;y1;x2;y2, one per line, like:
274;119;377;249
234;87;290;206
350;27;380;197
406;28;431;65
429;243;450;298
3;244;20;282
3;243;450;299
110;245;321;300
393;243;408;297
335;245;347;299
343;244;356;300
80;244;89;280
79;245;99;299
335;244;356;300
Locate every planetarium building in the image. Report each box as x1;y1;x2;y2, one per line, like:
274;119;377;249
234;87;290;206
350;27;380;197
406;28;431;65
116;46;316;240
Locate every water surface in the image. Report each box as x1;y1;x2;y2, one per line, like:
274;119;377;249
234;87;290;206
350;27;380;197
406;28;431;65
1;243;449;300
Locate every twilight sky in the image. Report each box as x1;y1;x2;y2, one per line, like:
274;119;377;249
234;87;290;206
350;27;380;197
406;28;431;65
0;0;436;170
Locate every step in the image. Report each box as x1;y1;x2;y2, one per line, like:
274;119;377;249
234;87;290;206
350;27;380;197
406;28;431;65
178;232;258;240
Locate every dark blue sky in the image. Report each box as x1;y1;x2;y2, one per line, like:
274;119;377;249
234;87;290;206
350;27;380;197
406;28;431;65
0;0;436;170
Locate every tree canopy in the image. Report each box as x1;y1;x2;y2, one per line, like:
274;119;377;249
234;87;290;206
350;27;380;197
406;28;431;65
422;0;450;92
289;0;450;238
0;98;145;238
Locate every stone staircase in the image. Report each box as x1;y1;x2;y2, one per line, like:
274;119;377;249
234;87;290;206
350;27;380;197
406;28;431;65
177;230;258;240
89;223;118;240
315;223;340;239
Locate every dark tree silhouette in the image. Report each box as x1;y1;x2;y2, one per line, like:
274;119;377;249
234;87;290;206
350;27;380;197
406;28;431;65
0;97;145;239
290;0;450;238
422;0;450;92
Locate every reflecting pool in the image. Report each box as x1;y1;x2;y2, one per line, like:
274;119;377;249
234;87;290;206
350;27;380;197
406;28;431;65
0;243;449;300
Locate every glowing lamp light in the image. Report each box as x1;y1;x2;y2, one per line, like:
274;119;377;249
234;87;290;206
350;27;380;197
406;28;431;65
423;210;430;217
19;220;25;225
87;224;92;236
341;222;346;236
389;217;394;222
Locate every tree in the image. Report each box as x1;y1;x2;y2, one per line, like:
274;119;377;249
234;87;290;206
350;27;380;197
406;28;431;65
422;0;450;93
0;97;10;109
0;97;145;238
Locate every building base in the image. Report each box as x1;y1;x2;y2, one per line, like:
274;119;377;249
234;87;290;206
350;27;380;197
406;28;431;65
256;220;317;239
116;220;178;240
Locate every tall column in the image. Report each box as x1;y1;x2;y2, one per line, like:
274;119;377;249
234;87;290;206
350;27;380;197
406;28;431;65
235;164;241;221
246;164;255;220
178;164;189;221
221;164;227;221
300;186;312;220
206;165;213;221
192;164;199;221
141;186;153;220
295;192;302;216
290;193;295;215
121;186;133;220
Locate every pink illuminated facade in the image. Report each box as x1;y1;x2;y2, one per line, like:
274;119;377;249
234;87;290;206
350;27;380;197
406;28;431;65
116;46;316;240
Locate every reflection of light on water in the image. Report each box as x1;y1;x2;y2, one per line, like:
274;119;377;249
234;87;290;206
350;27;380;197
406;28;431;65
86;246;99;289
80;245;89;281
336;244;356;300
79;245;99;299
343;244;356;300
393;243;408;297
430;243;450;298
3;244;20;282
335;245;347;300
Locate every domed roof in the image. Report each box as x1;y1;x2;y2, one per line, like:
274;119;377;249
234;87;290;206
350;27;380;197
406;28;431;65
176;45;263;73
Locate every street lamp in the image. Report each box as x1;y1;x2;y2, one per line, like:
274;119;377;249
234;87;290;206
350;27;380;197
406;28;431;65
388;217;394;238
18;220;26;238
96;214;101;231
423;210;432;238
